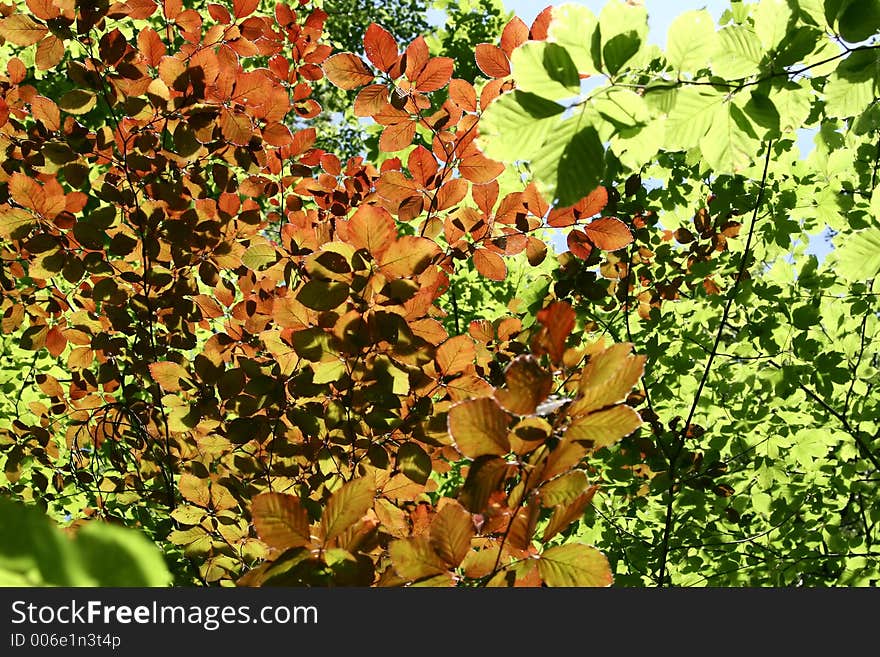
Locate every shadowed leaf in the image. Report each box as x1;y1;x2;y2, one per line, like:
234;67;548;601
252;493;311;551
494;355;554;416
322;475;375;544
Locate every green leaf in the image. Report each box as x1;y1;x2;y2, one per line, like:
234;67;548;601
242;242;278;270
769;80;813;133
699;102;761;174
76;522;172;586
666;9;717;75
547;3;600;75
597;0;648;76
833;227;880;281
537;543;612;587
837;0;880;44
529;107;605;207
823;50;879;119
754;0;793;51
592;87;650;128
712;25;764;79
663;86;726;151
477;91;564;162
510;41;580;101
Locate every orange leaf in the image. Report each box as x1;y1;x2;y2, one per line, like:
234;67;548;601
34;35;64;71
364;23;398;73
575;186;608;218
137;28;166;68
30;96;59;131
448;397;511;459
569;343;645;414
567;229;593;260
530;6;553;40
500;17;529;56
459;152;504;184
475;43;510;78
9;173;45;214
26;0;60;20
163;0;182;20
323;52;374;90
534;301;576;364
353;84;388;117
494;355;553;416
583;217;633;251
448;79;477;112
379;119;416;152
45;326;66;358
415;56;453;92
436;335;476;376
219;108;252;146
0;15;48;46
7;58;25;84
251;492;311;551
348;204;397;259
473;248;507;281
430;501;474;567
262;122;293;147
148;361;191;392
404;35;430;80
378;235;439;278
435;179;468;211
126;0;158;19
408;145;438;186
232;0;259;18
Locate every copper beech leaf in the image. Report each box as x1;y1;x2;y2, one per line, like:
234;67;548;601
321;474;375;544
347;204;397;259
542;487;598;541
178;473;210;508
430;501;473;567
251;493;311;551
436;335;476;376
397;442;431;484
539;470;590;507
475;43;511;78
537;543;612;587
564;405;642;450
583;217;633;251
390;536;448;581
459;456;510;513
323;53;374;90
571;342;646;414
378;235;439;278
494;355;553;416
473;248;507;281
0;15;48;46
364;23;398;73
415;57;454;92
533;301;576;364
148;361;191;392
448;397;511;458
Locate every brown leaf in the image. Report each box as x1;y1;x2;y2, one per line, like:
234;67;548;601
390;536;448;581
564;405;642;450
415;56;454;92
494;356;553;416
252;492;311;551
436;335;476;376
0;15;48;46
473;248;507;281
430;501;473;567
448;397;511;459
538;543;612;587
584;217;633;251
321;474;375;544
542;487;597;541
378;235;439;278
348;204;397;259
148;360;191;392
475;43;510;78
323;52;374;90
364;23;398;72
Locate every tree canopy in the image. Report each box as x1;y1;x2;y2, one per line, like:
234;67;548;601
0;0;878;587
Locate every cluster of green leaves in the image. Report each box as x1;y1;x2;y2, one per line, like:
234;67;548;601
475;0;880;585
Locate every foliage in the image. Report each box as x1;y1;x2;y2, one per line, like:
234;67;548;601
0;496;171;586
0;0;878;588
